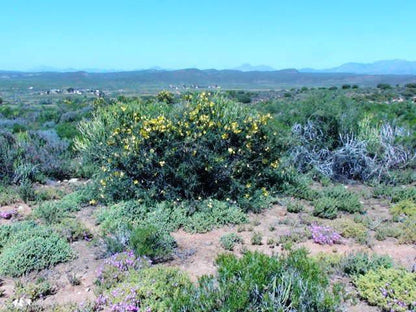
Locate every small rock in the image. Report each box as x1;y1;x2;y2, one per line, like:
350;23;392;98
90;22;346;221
68;178;79;184
13;298;32;308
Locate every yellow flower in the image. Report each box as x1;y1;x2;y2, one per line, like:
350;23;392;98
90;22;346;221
159;161;166;167
133;180;139;185
270;160;279;169
228;147;235;154
120;105;127;112
221;133;229;140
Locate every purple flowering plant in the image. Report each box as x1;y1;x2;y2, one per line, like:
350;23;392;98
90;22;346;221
96;251;151;291
309;224;342;245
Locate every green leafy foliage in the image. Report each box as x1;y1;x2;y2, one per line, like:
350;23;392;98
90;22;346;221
341;252;393;277
0;222;73;276
34;190;89;224
355;268;416;312
332;218;369;244
313;197;338;219
129;225;176;263
390;199;416;219
287;200;304;213
76;94;284;205
172;249;342;312
12;278;54;301
97;266;191;311
313;186;363;219
97;199;247;237
251;232;263;245
397;217;416;244
0;184;20;206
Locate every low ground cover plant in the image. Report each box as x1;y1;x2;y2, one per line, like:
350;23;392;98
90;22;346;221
95;249;342;312
341;252;393;277
355;268;416;312
331;218;369;244
96;199;248;254
220;233;243;251
390;199;416;219
313;186;363;219
172;249;342;312
0;221;73;277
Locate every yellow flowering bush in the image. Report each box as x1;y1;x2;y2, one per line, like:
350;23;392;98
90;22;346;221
76;93;282;208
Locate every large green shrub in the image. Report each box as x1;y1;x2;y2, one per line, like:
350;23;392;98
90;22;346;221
76;93;283;204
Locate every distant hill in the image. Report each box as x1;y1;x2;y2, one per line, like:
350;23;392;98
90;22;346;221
300;59;416;75
232;64;276;72
1;68;416;91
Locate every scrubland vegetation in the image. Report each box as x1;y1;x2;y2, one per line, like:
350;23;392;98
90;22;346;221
0;85;415;311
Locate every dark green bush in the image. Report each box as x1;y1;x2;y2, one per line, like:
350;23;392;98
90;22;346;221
129;225;176;263
313;186;363;219
0;130;17;182
341;252;393;277
313;197;338;219
76;94;284;205
322;186;363;213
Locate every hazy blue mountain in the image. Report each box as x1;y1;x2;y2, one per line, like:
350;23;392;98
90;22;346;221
300;60;416;75
1;68;415;91
232;63;276;72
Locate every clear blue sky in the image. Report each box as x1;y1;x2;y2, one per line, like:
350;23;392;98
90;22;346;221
1;0;415;71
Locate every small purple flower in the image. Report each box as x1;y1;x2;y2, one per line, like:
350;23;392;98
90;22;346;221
0;210;17;219
309;224;342;245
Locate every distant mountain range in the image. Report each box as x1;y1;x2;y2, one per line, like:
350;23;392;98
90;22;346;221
232;64;276;72
4;59;416;75
300;60;416;75
1;68;416;91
